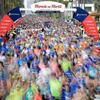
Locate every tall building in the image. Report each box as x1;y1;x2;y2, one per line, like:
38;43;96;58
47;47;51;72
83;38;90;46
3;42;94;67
24;0;35;14
73;0;95;12
24;0;35;9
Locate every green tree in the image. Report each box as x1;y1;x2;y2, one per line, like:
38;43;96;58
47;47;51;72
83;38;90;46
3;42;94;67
94;0;100;12
4;0;24;14
91;0;100;12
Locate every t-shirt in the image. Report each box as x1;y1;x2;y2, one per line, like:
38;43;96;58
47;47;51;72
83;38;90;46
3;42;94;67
53;45;58;51
6;95;12;100
0;37;3;42
39;62;45;69
40;68;51;79
49;51;54;57
50;61;58;73
49;78;61;99
14;45;20;50
34;92;42;100
31;83;38;93
89;56;97;64
25;88;33;100
6;87;24;100
89;67;97;78
81;50;88;60
95;86;100;93
59;44;64;51
84;60;91;70
46;49;50;56
17;59;24;68
34;48;39;55
61;60;71;71
0;55;6;64
13;88;24;100
19;67;30;81
70;82;80;96
61;88;70;100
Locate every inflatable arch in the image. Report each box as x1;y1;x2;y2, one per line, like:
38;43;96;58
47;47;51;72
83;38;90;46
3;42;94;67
0;1;99;40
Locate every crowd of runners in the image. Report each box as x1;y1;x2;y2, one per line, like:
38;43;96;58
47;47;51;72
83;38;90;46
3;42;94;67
0;14;100;100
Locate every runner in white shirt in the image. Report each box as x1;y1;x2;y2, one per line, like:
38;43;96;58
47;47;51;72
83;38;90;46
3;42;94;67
19;63;30;82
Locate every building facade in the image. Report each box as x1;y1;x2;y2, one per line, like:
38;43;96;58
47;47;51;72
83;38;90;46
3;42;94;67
24;0;36;14
72;0;95;12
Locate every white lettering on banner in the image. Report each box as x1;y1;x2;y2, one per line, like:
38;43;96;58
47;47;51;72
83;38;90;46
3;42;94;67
0;30;6;32
88;27;95;29
1;23;10;25
3;20;12;22
9;13;20;16
76;14;87;16
0;26;7;29
85;21;93;22
89;30;96;32
86;24;94;26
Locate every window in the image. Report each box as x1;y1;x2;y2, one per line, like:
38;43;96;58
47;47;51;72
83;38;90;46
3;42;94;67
85;7;92;12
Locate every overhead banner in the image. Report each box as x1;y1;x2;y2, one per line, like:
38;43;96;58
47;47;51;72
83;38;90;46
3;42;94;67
31;1;65;12
0;7;22;36
73;7;99;40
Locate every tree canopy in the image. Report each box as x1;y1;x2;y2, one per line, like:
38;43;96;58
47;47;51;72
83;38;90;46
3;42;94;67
90;0;100;12
4;0;24;13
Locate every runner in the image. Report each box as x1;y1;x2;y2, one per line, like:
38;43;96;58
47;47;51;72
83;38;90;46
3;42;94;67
0;14;99;100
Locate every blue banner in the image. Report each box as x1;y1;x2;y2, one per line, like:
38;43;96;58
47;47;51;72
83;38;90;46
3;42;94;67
7;7;22;22
73;7;89;22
